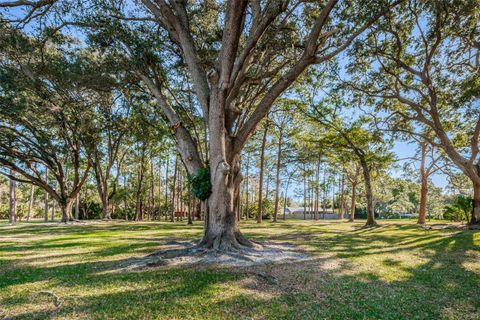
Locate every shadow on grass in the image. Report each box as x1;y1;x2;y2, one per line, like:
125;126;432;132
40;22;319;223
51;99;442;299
0;221;478;319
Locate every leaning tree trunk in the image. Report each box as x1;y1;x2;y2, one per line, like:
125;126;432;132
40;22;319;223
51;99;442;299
360;158;377;227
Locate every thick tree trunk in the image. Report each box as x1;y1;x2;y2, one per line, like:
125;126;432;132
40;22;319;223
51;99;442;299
60;200;73;223
360;158;377;227
8;170;16;224
101;195;111;220
471;179;480;225
349;182;357;222
273;127;283;222
257;124;268;224
199;155;252;251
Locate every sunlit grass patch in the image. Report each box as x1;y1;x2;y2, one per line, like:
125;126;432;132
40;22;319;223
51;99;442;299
0;219;478;319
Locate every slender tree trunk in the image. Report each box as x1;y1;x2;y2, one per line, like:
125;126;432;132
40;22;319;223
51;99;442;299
245;153;249;220
179;168;183;221
171;155;178;222
44;168;49;222
135;149;146;221
51;199;56;222
283;174;292;221
158;159;162;220
27;184;34;221
273;127;283;222
417;143;428;224
339;174;344;220
349;182;357;222
257;124;268;224
418;171;428;225
314;155;321;220
303;172;307;220
187;181;193;225
360;158;376;227
8;170;16;223
331;174;335;217
165;157;169;221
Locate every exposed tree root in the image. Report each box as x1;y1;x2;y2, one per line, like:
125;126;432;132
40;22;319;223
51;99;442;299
363;221;379;228
197;231;260;253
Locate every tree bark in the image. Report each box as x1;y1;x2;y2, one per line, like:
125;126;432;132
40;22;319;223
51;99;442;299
257;124;269;223
273;127;283;222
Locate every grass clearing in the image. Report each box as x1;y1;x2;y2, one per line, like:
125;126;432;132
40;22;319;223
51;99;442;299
0;220;479;319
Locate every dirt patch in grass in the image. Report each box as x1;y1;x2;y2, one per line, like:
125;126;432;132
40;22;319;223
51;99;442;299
116;241;314;271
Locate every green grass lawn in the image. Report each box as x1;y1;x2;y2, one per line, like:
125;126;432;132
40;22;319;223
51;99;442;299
0;220;478;319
